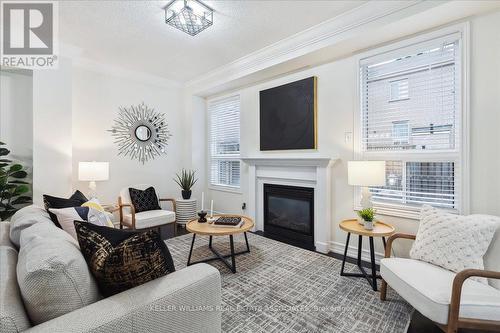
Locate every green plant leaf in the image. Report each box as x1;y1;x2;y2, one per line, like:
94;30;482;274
0;209;17;220
11;196;32;205
0;148;10;156
10;171;27;179
0;163;8;169
0;159;12;163
174;169;198;191
9;164;22;172
8;180;29;185
13;185;29;195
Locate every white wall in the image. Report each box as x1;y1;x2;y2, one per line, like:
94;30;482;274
0;69;34;209
206;11;500;259
33;58;73;204
0;70;33;162
469;11;500;215
71;65;188;204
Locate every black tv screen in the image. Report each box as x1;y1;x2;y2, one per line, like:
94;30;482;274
259;77;317;151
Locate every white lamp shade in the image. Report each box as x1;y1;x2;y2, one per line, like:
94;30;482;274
348;161;386;187
78;162;109;181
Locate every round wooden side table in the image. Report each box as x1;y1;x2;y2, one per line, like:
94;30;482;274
186;215;254;273
339;219;395;291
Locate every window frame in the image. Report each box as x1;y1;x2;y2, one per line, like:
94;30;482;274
353;23;470;220
207;94;242;193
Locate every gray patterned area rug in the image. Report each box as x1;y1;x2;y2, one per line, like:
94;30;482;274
166;232;413;333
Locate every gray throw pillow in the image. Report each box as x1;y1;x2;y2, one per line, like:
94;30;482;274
9;205;52;248
16;222;100;325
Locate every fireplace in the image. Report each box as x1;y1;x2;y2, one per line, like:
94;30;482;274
263;183;314;250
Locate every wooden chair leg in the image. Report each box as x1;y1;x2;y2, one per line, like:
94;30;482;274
380;279;387;301
446;317;458;333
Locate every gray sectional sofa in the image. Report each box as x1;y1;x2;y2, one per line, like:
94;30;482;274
0;205;222;333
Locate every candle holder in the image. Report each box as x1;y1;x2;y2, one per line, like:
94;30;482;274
197;210;208;223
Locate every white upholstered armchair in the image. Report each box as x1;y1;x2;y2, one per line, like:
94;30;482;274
380;227;500;333
118;184;177;235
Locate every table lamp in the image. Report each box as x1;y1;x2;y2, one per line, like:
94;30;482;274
78;161;109;198
348;161;386;208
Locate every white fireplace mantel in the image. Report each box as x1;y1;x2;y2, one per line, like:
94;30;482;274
241;156;337;254
241;157;336;167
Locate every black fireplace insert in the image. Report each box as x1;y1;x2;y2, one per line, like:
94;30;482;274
263;183;314;250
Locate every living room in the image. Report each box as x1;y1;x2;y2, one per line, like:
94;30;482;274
1;1;499;333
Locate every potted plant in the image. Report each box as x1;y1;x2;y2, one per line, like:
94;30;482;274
0;142;32;221
357;207;376;230
174;169;197;200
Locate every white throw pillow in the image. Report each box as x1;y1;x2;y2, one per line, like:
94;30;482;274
410;205;499;284
49;206;113;240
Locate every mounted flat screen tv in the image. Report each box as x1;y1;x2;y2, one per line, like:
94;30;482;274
259;77;317;151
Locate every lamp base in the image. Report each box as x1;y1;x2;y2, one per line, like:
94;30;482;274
360;186;373;209
88;181;97;199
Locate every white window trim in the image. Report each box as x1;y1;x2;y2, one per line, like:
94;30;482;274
352;23;470;220
206;93;242;194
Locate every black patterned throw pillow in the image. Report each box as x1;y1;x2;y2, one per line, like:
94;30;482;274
74;221;175;297
43;190;88;228
129;186;161;213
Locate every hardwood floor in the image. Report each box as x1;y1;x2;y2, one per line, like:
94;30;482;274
164;228;490;333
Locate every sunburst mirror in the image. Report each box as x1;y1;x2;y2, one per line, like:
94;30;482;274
108;102;172;163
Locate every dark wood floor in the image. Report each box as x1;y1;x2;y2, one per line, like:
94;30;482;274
164;226;488;333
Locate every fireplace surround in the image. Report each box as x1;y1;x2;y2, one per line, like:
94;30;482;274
241;157;336;254
264;184;315;250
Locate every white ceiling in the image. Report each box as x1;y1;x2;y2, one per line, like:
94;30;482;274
59;1;367;83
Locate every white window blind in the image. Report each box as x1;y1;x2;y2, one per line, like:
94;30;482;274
359;33;463;214
208;95;241;188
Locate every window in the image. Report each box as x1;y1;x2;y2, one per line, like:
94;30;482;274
358;31;465;216
208;95;241;189
389;79;409;101
392;121;410;145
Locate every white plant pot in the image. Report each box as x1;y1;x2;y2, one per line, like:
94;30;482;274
357;217;364;225
363;220;374;230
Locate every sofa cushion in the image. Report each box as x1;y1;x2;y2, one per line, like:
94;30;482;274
123;209;176;229
410;205;498;284
9;205;52;248
43;190;88;228
75;221;175;297
0;246;31;333
17;222;100;325
0;222;15;250
381;257;500;325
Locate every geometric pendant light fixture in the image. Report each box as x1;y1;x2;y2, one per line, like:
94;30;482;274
165;0;214;36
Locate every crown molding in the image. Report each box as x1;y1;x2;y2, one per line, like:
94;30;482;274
186;0;447;95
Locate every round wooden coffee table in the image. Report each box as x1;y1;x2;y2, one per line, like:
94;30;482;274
339;219;395;291
186;215;254;273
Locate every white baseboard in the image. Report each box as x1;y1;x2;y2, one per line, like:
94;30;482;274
329;240;384;265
